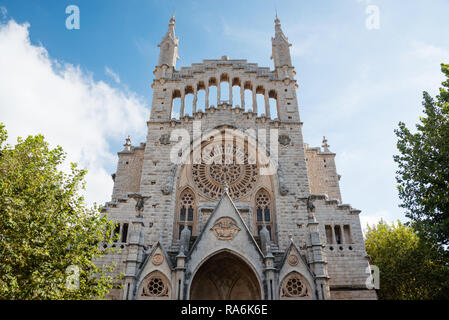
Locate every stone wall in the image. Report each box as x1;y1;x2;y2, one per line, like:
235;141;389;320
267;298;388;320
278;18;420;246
305;144;342;202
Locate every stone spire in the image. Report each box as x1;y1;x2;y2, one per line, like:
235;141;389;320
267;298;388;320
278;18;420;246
271;14;292;68
322;136;330;152
259;221;270;255
123;135;132;151
157;15;179;68
180;220;191;255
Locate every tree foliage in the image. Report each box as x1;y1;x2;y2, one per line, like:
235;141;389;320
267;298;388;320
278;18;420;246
394;63;449;247
365;220;449;300
0;124;119;299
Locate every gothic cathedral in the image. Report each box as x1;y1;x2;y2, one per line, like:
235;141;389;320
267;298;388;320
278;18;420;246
97;16;378;300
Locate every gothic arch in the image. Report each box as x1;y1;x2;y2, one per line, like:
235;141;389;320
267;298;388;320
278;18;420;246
253;188;276;240
174;187;198;239
188;249;263;300
279;271;312;300
138;270;172;300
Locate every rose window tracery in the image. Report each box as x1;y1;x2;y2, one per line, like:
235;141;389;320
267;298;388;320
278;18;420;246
191;142;258;200
141;274;169;298
281;273;310;298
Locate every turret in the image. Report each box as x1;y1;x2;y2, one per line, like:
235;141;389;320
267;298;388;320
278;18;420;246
157;15;179;68
271;15;292;69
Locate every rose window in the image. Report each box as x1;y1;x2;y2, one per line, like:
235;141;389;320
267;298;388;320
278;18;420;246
286;277;304;296
142;275;169;297
281;273;310;298
191;142;258;200
208;164;242;185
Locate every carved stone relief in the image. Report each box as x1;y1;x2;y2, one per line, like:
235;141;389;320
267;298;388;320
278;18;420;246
278;134;291;146
152;253;164;266
210;217;241;240
159;133;170;145
287;254;299;266
161;164;178;195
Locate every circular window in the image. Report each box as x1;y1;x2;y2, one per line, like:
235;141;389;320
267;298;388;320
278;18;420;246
148;278;164;295
281;273;310;298
191;142;258;200
141;274;169;298
286;277;304;296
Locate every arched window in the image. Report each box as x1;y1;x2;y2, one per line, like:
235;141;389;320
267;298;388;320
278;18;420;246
184;86;194;116
232;78;241;108
256;86;265;117
255;189;273;240
196;89;206;112
220;73;230;104
177;189;196;239
139;271;171;299
244;81;253;112
268;90;278;119
171;89;181;120
280;272;312;300
197;81;206;112
208;77;218;108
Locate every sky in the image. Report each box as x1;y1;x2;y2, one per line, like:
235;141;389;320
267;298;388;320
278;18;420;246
0;0;448;230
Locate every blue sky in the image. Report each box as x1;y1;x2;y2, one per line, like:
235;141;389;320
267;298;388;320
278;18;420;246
1;0;448;229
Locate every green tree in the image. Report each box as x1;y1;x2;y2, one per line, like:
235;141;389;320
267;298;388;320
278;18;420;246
394;63;449;247
365;220;449;300
0;124;119;299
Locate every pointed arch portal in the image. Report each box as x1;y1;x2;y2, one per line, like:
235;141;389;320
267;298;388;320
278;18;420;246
189;252;261;300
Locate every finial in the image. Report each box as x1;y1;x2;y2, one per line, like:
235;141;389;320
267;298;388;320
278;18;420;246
124;135;132;151
266;244;271;254
322;136;330;152
274;10;280;25
223;181;229;194
169;14;176;24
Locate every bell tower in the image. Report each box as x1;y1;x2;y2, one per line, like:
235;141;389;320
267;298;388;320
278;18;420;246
151;15;180;121
157;15;179;68
271;15;292;68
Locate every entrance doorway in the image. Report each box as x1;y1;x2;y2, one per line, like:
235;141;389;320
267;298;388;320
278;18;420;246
189;252;261;300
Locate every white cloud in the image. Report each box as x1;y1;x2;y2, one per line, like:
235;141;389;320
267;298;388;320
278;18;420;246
409;40;449;61
105;66;121;84
0;19;148;206
0;6;7;20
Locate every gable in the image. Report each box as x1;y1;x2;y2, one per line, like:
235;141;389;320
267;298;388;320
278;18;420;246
278;241;316;298
185;192;265;284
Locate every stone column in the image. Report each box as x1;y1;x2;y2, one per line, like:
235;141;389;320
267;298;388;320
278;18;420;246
264;91;270;117
331;224;336;244
180;91;185;118
252;89;258;114
264;250;276;300
217;83;221;106
123;217;145;300
240;86;245;110
229;83;233;106
307;213;330;300
175;251;186;300
340;225;346;244
205;86;209;109
193;88;197;114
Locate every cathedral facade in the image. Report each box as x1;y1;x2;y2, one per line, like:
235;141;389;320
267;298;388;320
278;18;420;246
97;16;377;300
